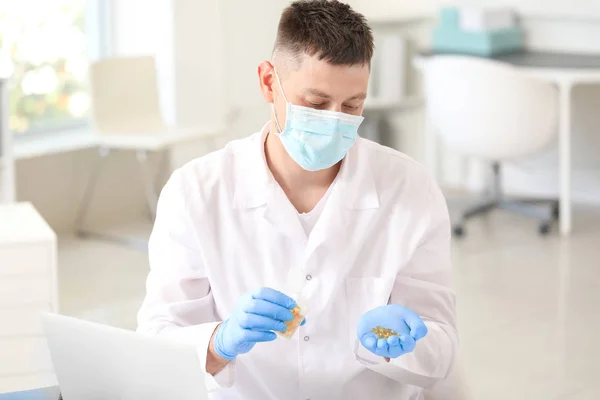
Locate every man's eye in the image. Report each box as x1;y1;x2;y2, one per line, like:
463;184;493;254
344;104;360;110
308;101;325;108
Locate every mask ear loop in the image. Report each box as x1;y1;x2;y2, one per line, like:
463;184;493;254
272;68;288;134
271;103;283;134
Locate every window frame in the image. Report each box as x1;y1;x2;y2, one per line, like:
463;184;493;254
11;0;113;141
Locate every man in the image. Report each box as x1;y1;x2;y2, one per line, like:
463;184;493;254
137;1;457;399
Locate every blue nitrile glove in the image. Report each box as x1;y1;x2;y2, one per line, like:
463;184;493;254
213;288;298;360
357;304;428;359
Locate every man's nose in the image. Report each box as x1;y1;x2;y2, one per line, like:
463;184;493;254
328;104;343;113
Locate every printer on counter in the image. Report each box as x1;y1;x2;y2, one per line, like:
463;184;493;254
432;7;523;56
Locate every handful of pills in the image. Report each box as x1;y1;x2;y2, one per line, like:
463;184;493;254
370;326;400;340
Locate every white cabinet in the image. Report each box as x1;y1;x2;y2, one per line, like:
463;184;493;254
0;203;57;393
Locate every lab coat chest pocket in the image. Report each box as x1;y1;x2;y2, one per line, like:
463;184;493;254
345;277;396;345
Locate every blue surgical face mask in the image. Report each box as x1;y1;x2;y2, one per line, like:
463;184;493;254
272;70;364;172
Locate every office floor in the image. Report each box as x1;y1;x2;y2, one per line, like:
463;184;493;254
57;207;600;400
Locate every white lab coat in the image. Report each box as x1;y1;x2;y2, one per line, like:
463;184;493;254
137;124;457;400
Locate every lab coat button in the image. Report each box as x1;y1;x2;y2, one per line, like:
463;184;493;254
305;274;312;281
304;336;310;341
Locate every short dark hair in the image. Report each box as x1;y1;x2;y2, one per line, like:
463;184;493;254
274;0;374;67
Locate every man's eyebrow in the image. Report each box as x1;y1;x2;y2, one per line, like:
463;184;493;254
347;93;367;101
303;88;331;99
303;89;368;101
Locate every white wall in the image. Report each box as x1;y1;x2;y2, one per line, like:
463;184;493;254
110;0;176;127
219;0;291;139
170;0;224;129
111;0;226;170
350;0;437;21
439;0;600;21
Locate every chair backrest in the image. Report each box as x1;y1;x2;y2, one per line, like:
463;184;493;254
423;55;558;161
89;56;166;134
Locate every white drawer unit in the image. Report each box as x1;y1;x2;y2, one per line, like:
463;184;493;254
0;337;54;376
0;245;52;276
0;373;57;395
0;304;52;337
0;203;57;393
0;277;52;306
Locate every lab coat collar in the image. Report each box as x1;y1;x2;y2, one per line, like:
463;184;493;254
335;137;380;211
232;123;274;209
233;122;380;211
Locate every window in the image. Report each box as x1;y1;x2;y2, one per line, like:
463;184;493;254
0;0;107;135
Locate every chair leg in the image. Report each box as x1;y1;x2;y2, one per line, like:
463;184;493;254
460;161;502;220
462;201;498;220
512;198;560;215
452;200;498;237
152;149;168;201
452;163;558;237
453;162;502;238
552;201;560;220
498;200;553;221
498;200;555;235
74;147;111;236
136;150;159;222
74;147;159;253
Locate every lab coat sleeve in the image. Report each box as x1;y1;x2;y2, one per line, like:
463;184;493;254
354;179;458;389
136;169;236;391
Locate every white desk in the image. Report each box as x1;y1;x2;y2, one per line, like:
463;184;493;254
417;51;600;237
95;126;224;152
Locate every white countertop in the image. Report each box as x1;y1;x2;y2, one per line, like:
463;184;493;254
13;126;225;160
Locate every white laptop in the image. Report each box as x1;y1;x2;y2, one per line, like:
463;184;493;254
42;313;209;400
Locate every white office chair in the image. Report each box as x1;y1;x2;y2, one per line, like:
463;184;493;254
75;56;223;249
423;55;559;236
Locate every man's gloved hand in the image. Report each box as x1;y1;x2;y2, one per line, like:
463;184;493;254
212;288;297;360
357;304;428;359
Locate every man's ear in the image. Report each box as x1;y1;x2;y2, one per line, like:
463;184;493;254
258;61;276;104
